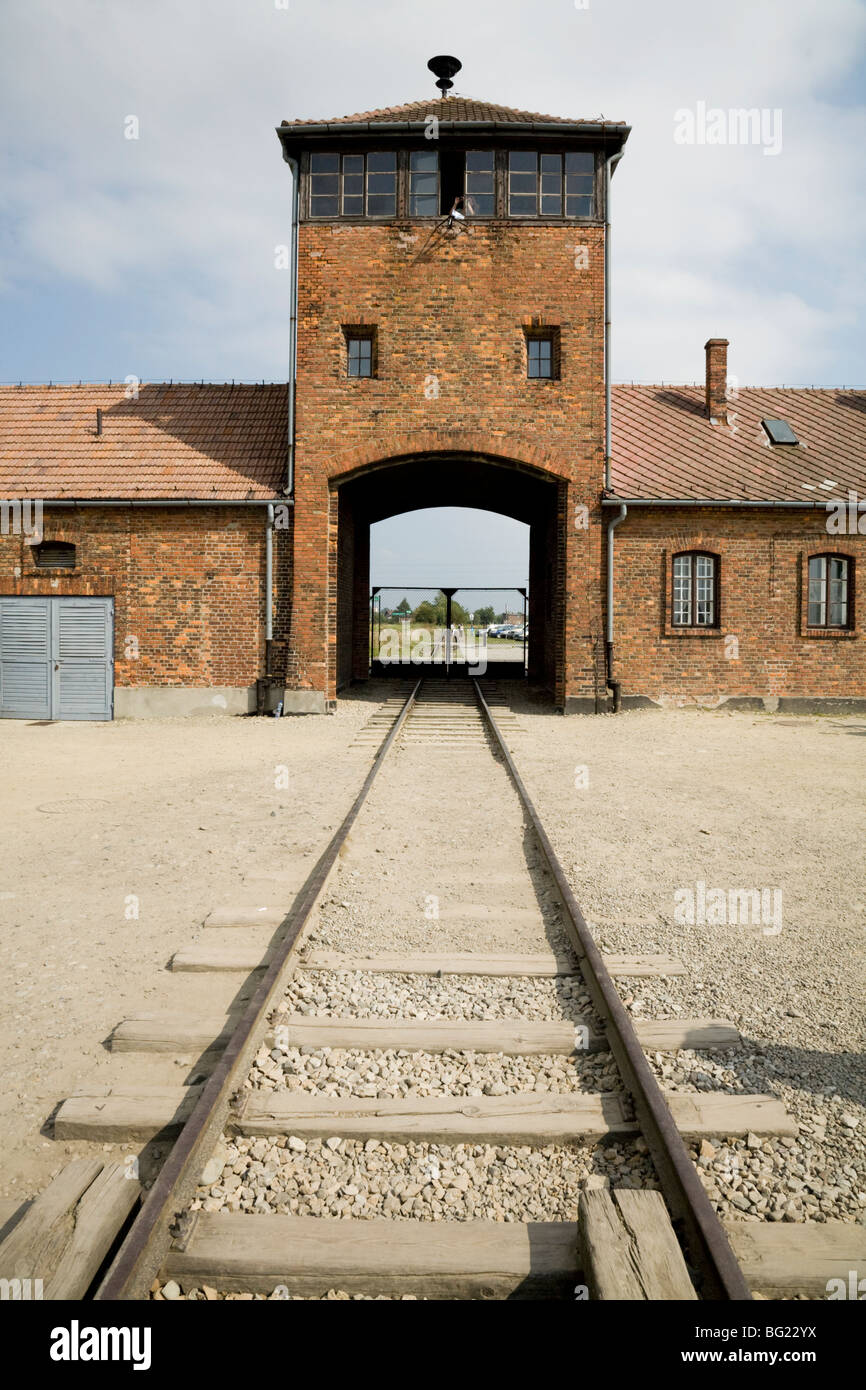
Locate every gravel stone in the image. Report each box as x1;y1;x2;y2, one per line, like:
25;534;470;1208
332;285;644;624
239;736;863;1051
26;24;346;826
192;1135;657;1223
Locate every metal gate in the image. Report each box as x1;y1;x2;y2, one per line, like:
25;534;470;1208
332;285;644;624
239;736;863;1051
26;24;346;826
0;597;114;720
369;586;528;676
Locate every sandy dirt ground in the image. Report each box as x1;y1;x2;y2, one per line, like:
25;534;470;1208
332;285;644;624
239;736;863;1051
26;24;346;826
0;687;391;1201
1;683;864;1228
506;690;866;1223
506;691;866;1059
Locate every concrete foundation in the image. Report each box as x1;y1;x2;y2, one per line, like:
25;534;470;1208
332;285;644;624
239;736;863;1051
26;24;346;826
114;686;256;718
281;690;328;715
590;693;866;716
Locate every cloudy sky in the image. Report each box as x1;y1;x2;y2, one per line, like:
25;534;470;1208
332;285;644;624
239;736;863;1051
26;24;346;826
2;0;864;583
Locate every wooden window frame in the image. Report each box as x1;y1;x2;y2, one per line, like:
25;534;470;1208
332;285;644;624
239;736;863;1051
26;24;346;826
507;150;596;220
463;149;497;219
524;325;561;381
805;552;854;632
342;325;378;379
670;550;720;630
308;151;398;220
408;149;439;218
301;149;601;223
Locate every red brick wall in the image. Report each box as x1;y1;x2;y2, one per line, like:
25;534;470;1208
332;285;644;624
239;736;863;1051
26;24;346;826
0;507;270;688
290;219;608;702
611;507;866;702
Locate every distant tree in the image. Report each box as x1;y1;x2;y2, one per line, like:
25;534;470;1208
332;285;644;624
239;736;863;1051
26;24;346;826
474;605;495;625
412;600;438;624
411;592;469;626
395;597;412;614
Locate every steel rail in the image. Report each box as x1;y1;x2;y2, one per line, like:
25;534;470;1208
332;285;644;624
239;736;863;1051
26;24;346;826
472;679;752;1300
95;677;423;1300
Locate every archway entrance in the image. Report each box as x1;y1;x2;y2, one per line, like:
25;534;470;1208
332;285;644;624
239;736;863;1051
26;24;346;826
331;453;566;701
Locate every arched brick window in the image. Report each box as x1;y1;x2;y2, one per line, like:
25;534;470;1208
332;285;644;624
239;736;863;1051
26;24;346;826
671;551;719;628
33;541;76;570
807;553;852;629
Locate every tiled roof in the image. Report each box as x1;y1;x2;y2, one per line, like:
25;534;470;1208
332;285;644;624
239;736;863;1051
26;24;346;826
280;97;625;127
0;384;286;500
610;385;866;503
2;381;863;505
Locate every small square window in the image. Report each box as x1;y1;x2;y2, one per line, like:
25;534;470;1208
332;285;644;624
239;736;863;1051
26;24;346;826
343;326;377;378
528;338;552;377
524;327;560;380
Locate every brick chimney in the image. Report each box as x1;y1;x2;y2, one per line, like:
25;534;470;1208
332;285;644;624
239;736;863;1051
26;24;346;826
704;338;729;422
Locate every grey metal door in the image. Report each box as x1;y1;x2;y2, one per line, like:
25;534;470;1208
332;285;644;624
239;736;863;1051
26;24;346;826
0;597;52;718
0;596;113;720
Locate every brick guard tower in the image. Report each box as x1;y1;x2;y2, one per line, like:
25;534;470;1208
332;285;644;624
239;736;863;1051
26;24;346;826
276;63;629;711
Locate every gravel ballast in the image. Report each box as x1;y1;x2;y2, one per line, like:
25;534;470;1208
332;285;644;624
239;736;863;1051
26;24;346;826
192;1134;656;1222
247;1043;622;1097
280;969;590;1022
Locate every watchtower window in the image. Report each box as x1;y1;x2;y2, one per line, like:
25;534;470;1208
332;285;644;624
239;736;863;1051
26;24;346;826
465;151;495;216
408;150;496;217
341;154;364;215
509;151;539;216
409;151;438;216
439;149;464;214
565;152;595;217
310;152;397;218
366;152;397;216
310;149;595;220
310;153;340;217
508;151;595;218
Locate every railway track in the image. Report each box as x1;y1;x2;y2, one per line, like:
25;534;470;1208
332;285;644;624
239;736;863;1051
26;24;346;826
29;678;864;1300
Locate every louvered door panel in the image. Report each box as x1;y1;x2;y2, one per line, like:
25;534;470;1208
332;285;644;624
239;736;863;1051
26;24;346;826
54;599;113;720
0;598;52;718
